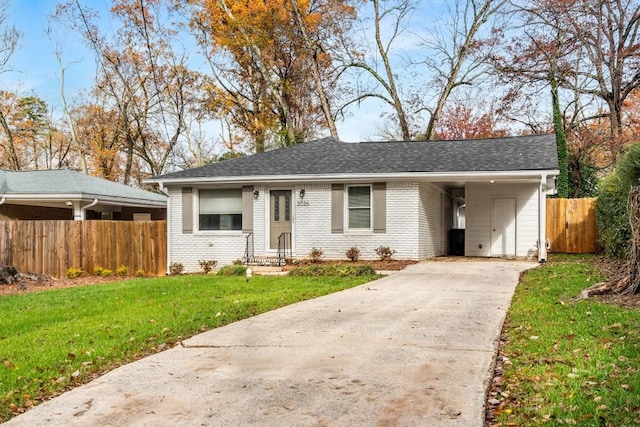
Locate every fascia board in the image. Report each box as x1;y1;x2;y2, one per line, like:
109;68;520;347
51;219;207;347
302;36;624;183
147;169;560;186
0;193;167;208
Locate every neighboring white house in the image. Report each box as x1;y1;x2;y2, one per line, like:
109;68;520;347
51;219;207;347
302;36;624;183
147;134;559;272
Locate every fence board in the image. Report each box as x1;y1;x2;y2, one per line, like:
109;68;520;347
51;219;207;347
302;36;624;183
0;220;167;278
546;198;598;254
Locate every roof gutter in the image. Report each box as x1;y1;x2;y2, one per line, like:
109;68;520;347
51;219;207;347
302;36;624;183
79;198;99;220
146;169;560;186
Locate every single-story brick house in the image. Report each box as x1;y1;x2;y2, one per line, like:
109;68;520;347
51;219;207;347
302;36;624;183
147;134;559;272
0;169;167;221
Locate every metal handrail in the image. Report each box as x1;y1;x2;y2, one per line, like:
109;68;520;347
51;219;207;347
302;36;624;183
244;232;254;264
277;232;292;266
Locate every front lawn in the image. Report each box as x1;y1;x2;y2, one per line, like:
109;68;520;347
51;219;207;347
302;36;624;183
0;273;376;422
490;254;640;426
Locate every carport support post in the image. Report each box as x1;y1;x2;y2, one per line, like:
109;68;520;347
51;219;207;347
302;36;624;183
538;174;548;262
72;202;84;221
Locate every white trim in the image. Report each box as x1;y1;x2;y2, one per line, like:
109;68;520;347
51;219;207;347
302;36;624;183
539;174;548;261
148;170;560;186
345;184;373;232
0;193;166;208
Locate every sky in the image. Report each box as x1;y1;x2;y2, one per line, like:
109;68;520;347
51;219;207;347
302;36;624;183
0;0;395;143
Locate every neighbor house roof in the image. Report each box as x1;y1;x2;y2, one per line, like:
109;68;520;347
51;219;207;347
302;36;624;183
149;134;559;184
0;169;167;208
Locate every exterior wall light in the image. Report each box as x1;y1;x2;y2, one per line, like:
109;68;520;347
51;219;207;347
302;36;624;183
299;189;305;198
253;190;259;199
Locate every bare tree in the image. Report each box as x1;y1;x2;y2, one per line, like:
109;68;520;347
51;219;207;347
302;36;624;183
347;0;415;140
421;0;507;139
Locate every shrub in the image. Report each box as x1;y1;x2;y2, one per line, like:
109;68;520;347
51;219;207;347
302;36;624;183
116;265;128;277
374;246;396;261
93;265;105;276
100;268;113;277
217;265;248;276
597;143;640;259
66;267;83;279
199;260;217;274
309;247;324;263
345;246;360;262
232;259;243;265
289;264;376;277
135;269;145;278
169;262;184;276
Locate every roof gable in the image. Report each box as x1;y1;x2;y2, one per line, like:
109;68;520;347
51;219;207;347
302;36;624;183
152;134;559;181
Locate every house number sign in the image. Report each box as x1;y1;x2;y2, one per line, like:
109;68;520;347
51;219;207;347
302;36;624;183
297;200;309;207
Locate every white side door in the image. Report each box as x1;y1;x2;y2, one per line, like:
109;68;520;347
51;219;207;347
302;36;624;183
491;197;516;256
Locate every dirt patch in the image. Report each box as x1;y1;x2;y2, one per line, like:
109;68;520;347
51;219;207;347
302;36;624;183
0;274;130;297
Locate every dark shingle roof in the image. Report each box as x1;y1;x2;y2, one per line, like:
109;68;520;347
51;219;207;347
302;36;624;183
153;134;558;181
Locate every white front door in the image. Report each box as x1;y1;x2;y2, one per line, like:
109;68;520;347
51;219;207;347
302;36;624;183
491;197;516;256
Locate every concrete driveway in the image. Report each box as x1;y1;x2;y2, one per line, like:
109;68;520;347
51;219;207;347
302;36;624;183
5;260;535;427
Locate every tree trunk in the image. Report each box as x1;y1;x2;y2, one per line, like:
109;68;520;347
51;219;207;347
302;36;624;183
0;109;20;170
288;0;339;139
373;0;410;140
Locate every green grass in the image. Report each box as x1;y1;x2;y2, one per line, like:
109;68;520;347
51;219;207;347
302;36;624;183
493;254;640;426
0;273;376;422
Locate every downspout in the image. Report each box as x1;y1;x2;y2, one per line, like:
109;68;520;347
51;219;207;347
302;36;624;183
79;199;99;221
159;182;171;275
539;174;548;262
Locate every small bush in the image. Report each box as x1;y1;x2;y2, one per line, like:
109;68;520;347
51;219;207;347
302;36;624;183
93;265;105;276
217;265;248;276
289;264;376;277
169;262;184;276
199;260;217;274
309;247;324;263
345;246;360;262
116;265;128;277
100;268;113;277
135;269;145;278
66;267;83;279
374;246;396;261
232;259;243;265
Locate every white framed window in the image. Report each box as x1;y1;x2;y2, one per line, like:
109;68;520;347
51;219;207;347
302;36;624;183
199;189;242;231
347;185;371;230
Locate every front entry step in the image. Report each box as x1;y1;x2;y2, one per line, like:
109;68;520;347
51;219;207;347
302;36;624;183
246;256;287;267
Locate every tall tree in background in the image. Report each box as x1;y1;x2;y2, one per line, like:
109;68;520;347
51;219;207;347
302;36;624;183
421;0;506;140
433;99;508;139
55;0;194;183
188;0;355;151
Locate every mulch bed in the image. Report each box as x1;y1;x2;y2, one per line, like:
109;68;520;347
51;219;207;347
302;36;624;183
1;259;419;297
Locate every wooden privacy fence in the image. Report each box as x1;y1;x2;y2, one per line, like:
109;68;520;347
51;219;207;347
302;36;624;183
546;198;598;254
0;220;167;278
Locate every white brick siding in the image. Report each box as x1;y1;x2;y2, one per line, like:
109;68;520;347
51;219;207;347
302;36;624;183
167;186;248;272
465;182;540;258
166;180;540;271
418;183;448;258
293;182;421;261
